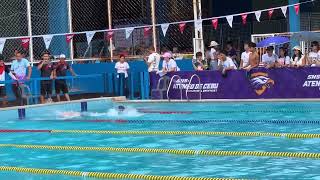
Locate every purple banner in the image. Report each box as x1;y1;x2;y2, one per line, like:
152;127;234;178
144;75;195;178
150;67;320;99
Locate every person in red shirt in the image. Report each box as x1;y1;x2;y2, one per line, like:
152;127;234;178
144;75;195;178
0;54;17;106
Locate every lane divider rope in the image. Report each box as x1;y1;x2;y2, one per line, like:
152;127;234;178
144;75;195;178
1;144;320;159
0;166;244;180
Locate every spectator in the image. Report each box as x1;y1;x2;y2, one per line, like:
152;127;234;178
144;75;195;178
290;46;306;67
54;54;77;102
276;47;290;68
115;54;130;96
307;41;320;67
0;55;17;107
10;50;32;105
162;52;180;72
145;47;160;72
218;50;237;75
37;52;55;104
240;42;251;69
208;41;220;71
261;46;277;68
226;41;238;66
208;41;219;60
192;52;208;71
244;42;259;71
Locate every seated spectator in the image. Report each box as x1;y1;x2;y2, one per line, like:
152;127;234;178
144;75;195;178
261;46;277;68
307;41;320;67
193;52;208;71
226;41;238;67
0;55;17;107
218;50;237;74
240;42;251;69
290;46;306;67
276;47;290;68
162;52;180;72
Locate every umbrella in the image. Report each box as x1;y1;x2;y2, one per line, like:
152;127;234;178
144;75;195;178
291;31;320;42
257;36;290;48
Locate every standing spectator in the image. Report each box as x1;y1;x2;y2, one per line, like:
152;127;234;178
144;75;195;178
276;47;290;68
162;52;179;72
10;50;32;105
290;46;306;67
244;42;259;71
37;52;55;104
240;42;251;69
115;54;130;96
208;41;220;70
226;41;238;66
0;55;17;107
307;41;320;67
54;54;77;102
261;46;277;68
145;47;160;72
218;50;237;72
192;52;208;71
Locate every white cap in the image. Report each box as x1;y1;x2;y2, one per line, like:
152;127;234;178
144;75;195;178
209;41;219;47
59;54;66;59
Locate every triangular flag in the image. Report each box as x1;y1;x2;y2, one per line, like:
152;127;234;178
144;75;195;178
20;37;30;50
281;6;287;17
66;34;74;44
125;27;134;39
0;38;6;54
179;23;186;34
241;14;248;25
106;31;114;40
86;31;95;45
43;35;54;49
161;23;170;37
212;19;218;30
255;11;261;22
268;9;274;19
226;15;233;28
294;4;300;15
144;27;152;37
195;20;203;31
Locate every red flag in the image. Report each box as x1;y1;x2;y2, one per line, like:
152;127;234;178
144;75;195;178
20;37;30;50
211;19;218;30
241;14;248;25
66;34;74;44
179;23;186;34
294;4;300;15
268;9;274;19
144;27;151;37
106;31;114;40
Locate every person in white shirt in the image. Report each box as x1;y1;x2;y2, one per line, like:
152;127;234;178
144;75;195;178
115;55;130;96
261;46;277;68
307;41;320;67
276;47;290;68
162;52;179;72
218;50;236;76
145;47;160;72
290;46;306;67
240;42;251;69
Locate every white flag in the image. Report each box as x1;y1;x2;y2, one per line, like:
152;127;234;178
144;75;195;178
255;11;262;22
281;6;287;17
161;24;170;37
226;15;233;28
43;35;54;49
195;20;203;31
125;27;135;39
0;38;6;54
86;31;95;45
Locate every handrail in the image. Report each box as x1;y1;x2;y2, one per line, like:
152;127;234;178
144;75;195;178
166;75;183;101
186;74;202;101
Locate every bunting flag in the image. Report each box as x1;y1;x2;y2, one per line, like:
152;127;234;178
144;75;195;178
106;31;114;40
125;27;135;39
161;23;170;37
294;4;300;15
226;15;233;28
281;6;288;17
20;37;30;50
144;27;152;37
0;38;6;54
179;23;186;34
268;9;274;19
241;14;248;25
212;19;218;30
86;31;95;45
195;19;203;31
66;34;74;44
255;11;261;22
43;35;54;49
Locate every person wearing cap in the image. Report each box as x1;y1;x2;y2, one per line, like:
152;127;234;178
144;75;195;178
0;54;17;107
37;51;55;104
261;46;278;68
208;41;220;70
162;52;180;72
307;41;320;67
290;46;306;67
54;54;76;102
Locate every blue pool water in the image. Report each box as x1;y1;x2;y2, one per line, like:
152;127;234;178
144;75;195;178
1;99;320;179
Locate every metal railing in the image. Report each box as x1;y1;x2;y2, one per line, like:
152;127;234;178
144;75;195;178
186;74;201;101
166;75;183;101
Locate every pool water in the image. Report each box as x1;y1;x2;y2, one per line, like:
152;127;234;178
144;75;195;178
1;100;320;179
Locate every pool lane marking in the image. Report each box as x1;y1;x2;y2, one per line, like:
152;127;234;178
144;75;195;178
1;144;320;159
0;166;244;180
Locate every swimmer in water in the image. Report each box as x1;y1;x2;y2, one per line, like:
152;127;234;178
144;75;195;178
118;105;125;114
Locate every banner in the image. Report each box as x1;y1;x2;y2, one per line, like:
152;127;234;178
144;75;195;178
43;35;54;49
179;23;186;34
66;34;74;44
144;27;152;37
241;14;248;25
20;37;30;50
195;20;203;31
161;23;170;37
86;31;95;45
125;27;135;39
281;6;287;17
106;31;114;40
226;15;233;28
212;19;218;30
294;4;300;15
150;68;320;99
268;9;274;19
255;11;261;22
0;38;6;54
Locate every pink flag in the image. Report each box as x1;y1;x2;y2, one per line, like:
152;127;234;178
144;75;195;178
106;31;114;40
241;14;248;25
144;27;152;37
179;23;186;34
212;19;218;30
66;34;74;44
268;9;274;19
20;37;30;50
294;4;300;15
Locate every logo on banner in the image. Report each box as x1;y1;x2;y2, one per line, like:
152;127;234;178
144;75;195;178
303;75;320;90
172;79;219;93
249;72;275;95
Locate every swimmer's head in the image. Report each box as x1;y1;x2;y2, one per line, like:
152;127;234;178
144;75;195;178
118;105;125;112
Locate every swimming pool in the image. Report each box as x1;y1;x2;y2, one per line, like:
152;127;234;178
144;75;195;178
1;98;320;179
